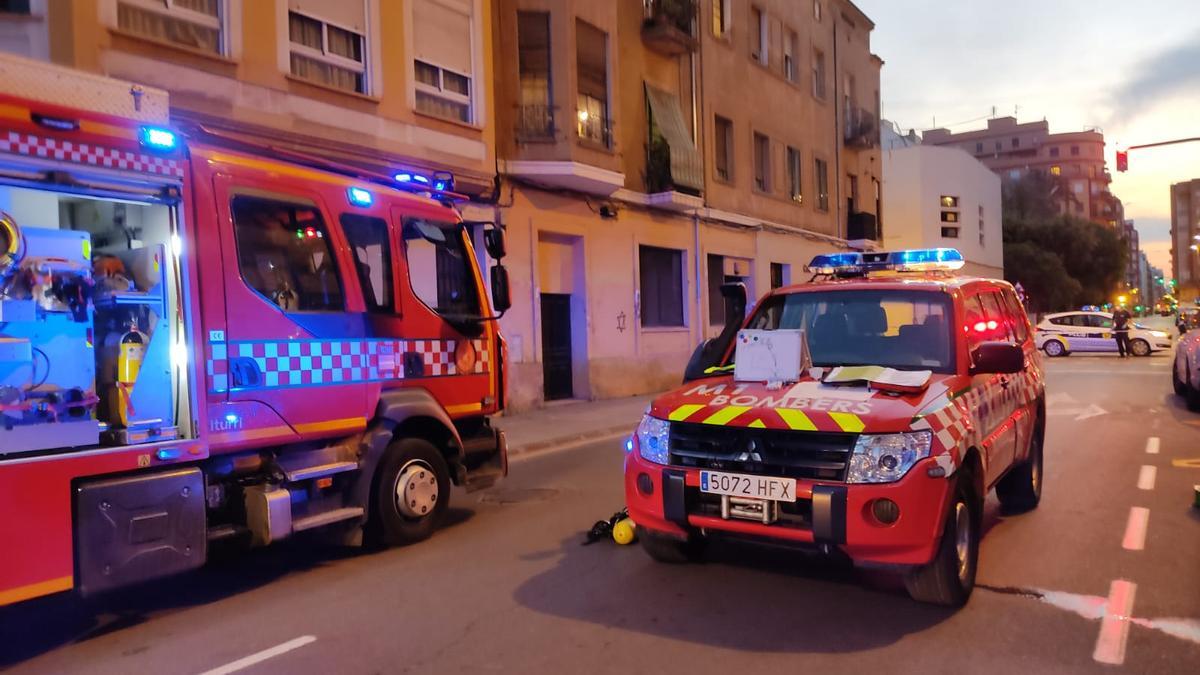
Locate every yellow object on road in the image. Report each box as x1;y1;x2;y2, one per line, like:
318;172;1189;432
612;518;637;545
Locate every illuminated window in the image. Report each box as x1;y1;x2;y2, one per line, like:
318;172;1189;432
1050;165;1062;176
940;195;959;208
941;211;959;223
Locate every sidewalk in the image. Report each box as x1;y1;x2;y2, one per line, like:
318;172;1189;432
494;394;657;456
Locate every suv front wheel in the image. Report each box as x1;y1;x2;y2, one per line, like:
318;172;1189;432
904;476;979;606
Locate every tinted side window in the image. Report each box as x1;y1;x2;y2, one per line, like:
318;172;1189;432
1090;315;1113;328
231;196;344;312
1000;290;1030;342
979;292;1015;342
964;294;987;353
1049;315;1072;326
340;214;393;313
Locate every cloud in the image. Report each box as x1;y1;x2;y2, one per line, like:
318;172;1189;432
1107;31;1200;127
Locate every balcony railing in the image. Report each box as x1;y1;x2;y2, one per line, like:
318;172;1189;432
641;0;697;55
843;106;879;149
516;103;555;140
576;110;612;148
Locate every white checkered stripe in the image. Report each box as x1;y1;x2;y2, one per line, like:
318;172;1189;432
0;131;184;178
205;337;492;392
912;397;973;464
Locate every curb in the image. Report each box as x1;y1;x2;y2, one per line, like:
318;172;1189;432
505;423;634;459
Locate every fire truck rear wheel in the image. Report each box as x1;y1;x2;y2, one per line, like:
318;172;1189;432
903;476;979;607
373;438;451;546
639;529;706;564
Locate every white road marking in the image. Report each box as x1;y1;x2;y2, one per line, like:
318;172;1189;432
1137;465;1157;491
1121;507;1150;551
1145;437;1160;454
1025;586;1200;648
199;636;316;675
1093;579;1137;665
1047;403;1107;420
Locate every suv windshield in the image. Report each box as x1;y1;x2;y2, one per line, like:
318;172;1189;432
745;289;956;372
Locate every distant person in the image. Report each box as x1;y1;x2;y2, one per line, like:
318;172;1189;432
1112;306;1133;357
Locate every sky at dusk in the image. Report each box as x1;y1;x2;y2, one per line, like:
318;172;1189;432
857;0;1200;277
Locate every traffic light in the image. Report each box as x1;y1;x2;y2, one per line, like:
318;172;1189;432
1116;150;1129;172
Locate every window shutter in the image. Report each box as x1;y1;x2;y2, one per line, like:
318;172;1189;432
413;0;473;75
288;0;366;33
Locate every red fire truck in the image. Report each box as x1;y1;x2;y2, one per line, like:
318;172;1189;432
0;54;510;606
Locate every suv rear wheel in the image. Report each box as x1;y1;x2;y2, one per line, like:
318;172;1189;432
997;422;1043;513
904;476;979;606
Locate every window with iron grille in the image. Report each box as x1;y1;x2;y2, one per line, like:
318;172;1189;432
576;19;610;146
117;0;224;55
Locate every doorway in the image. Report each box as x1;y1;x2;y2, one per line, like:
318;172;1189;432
540;293;573;400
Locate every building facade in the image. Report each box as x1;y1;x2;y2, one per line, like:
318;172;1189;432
1171;178;1200;301
880;145;1002;278
491;0;882;410
0;0;496;199
923;117;1123;227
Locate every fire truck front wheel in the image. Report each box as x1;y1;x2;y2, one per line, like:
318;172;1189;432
372;438;452;545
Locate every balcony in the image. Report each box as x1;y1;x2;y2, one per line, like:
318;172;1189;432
843;106;879;149
641;0;697;56
515;103;555;141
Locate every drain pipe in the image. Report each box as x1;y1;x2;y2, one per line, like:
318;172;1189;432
832;16;843;243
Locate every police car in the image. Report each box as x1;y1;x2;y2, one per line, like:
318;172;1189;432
1034;311;1172;357
625;248;1045;606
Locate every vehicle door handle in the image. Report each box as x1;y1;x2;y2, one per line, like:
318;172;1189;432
999;377;1011;389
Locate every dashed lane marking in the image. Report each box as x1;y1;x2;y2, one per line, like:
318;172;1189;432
198;636;316;675
1172;458;1200;469
1137;465;1157;491
1145;437;1160;454
1094;580;1137;666
1121;507;1150;551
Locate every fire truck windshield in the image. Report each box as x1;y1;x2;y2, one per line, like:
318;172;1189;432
746;289;956;373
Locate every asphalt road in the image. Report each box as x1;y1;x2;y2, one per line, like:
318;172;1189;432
3;353;1200;674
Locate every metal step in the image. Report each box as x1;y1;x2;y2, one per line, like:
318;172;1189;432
285;461;358;483
207;523;248;541
292;507;365;533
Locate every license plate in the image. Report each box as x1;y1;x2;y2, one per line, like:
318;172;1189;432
700;470;796;502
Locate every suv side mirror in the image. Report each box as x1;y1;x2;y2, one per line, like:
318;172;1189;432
490;264;512;313
484;227;507;259
971;341;1024;375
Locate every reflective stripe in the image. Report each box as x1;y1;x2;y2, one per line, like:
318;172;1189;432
747;419;766;428
702;406;749;426
775;408;818;431
668;404;705;421
829;412;866;433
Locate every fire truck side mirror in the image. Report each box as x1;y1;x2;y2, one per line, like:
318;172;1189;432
484;226;507;259
490;264;512;313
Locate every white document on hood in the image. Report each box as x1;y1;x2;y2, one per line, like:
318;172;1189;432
733;329;804;383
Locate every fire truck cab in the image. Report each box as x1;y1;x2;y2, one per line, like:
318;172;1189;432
0;53;510;606
625;248;1046;606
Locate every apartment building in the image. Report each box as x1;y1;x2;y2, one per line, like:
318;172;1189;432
1171;178;1200;298
923;117;1123;227
492;0;882;409
881;145;1002;278
0;0;496;198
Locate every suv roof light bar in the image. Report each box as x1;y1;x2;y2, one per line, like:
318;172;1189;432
807;248;966;276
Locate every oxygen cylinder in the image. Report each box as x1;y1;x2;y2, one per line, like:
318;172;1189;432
115;326;147;427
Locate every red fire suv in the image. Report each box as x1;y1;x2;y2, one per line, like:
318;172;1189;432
624;249;1045;606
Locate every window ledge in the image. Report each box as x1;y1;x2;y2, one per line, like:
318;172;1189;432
641;326;691;334
576;138;616;154
108;27;237;66
413;108;484;132
285;74;381;104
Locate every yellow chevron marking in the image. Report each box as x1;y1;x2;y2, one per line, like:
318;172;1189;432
668;404;705;422
829;412;866;433
702;406;750;426
776;408;818;431
747;419;767;428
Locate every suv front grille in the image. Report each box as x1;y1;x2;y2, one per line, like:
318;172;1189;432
669;421;855;481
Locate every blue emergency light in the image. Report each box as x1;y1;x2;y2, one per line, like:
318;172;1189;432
347;186;374;207
807;248;965;275
395;170;455;192
139;126;178;152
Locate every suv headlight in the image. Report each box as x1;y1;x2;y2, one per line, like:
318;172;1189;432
635;415;671;464
846;432;933;484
